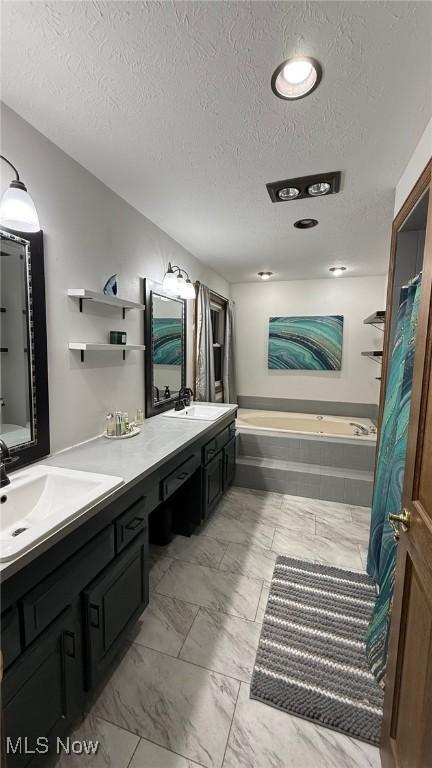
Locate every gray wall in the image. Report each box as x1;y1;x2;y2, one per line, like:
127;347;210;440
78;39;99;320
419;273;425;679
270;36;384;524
1;104;229;452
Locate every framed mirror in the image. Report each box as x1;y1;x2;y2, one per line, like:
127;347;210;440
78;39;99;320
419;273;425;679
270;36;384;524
0;229;49;466
144;278;186;417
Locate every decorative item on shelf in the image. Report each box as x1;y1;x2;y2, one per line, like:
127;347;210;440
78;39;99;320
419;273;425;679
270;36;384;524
0;155;40;232
162;262;196;299
103;274;118;296
110;330;127;345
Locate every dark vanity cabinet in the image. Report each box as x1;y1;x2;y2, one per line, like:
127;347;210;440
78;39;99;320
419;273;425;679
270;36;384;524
1;413;237;767
83;532;148;689
2;606;82;768
202;421;236;520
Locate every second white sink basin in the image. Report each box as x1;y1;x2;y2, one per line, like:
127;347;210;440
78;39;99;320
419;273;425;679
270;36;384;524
162;405;228;421
0;465;123;562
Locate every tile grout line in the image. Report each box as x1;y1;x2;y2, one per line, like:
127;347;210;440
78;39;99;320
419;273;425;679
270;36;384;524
220;680;241;768
130;637;255;687
176;606;203;660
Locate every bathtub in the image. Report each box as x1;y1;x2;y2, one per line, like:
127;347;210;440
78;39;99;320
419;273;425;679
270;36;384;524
236;408;377;441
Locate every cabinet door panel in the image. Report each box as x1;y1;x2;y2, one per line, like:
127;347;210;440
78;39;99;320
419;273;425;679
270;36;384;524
223;436;236;490
202;452;223;520
83;533;148;689
2;607;81;768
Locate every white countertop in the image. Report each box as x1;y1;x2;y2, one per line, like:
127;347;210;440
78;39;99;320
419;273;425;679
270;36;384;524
1;403;237;580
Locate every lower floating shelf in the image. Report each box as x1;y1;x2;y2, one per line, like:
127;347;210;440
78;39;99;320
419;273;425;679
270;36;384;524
361;350;383;362
69;342;145;362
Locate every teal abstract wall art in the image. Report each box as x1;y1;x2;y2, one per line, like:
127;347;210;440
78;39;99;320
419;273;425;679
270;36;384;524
153;318;183;365
268;315;344;370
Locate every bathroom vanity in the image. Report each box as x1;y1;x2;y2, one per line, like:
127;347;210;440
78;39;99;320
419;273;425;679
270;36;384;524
0;406;237;767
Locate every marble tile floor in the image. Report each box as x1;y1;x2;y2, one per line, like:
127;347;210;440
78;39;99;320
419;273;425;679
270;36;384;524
60;488;378;768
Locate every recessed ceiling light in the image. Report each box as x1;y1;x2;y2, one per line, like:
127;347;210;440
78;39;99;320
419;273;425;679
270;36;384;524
329;266;347;276
294;219;318;229
278;187;300;201
307;182;331;197
258;271;273;280
271;57;322;100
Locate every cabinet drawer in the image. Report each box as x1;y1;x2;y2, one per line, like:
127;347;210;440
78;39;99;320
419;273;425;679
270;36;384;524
115;496;148;553
203;423;235;465
1;606;21;671
83;533;148;689
22;525;115;646
161;454;200;500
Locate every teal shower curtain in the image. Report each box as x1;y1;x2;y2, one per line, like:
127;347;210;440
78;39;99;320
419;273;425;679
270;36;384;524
366;274;422;686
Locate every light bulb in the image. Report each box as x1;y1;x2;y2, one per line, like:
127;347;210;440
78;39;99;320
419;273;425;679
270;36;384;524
162;268;177;293
282;59;313;85
272;57;321;100
184;279;196;299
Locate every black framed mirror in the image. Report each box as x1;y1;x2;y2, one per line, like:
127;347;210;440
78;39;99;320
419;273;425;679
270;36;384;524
0;228;49;467
144;278;187;417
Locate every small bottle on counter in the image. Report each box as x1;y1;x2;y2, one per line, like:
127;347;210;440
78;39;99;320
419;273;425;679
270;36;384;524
106;412;115;437
135;408;144;425
114;411;122;437
122;412;130;434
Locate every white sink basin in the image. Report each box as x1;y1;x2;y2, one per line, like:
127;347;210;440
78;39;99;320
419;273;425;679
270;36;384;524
162;405;228;421
0;465;123;562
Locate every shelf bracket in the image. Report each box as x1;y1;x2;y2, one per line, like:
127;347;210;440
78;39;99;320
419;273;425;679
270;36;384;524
80;350;85;363
122;308;125;320
123;350;126;361
79;298;83;313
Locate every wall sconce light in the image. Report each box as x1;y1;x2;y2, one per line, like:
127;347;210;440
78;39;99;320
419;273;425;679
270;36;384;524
0;155;40;232
162;262;196;299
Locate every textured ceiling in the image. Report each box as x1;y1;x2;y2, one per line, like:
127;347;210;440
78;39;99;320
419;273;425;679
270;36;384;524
2;1;432;282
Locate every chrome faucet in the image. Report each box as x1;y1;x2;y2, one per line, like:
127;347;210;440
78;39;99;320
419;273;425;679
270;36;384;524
0;438;19;488
349;422;370;436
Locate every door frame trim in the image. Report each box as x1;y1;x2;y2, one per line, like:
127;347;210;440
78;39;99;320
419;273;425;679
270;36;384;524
378;160;431;437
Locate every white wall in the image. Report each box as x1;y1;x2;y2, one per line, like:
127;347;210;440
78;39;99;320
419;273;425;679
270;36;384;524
232;276;387;406
1;104;229;452
394;118;432;216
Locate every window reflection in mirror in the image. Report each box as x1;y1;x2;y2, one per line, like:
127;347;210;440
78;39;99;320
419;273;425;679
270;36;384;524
0;231;34;448
152;292;184;404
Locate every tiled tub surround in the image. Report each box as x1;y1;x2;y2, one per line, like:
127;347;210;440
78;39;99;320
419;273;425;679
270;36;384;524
66;487;379;768
235;425;376;507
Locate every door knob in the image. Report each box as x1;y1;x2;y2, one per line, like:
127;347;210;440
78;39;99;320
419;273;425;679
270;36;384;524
388;508;411;540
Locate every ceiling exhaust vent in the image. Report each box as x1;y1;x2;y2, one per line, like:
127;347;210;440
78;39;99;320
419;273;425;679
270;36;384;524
266;171;341;203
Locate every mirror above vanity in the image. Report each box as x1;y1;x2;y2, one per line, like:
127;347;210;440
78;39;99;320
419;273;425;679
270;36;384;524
0;229;49;466
144;278;187;417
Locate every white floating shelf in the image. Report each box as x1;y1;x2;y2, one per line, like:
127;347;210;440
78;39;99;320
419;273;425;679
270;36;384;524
69;342;145;362
68;289;145;317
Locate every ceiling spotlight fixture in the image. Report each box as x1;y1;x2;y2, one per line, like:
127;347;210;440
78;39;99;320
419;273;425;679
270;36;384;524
0;155;40;232
258;272;273;280
329;266;347;276
307;182;331;197
294;219;318;229
162;262;196;299
271;56;322;100
278;187;300;201
266;171;341;203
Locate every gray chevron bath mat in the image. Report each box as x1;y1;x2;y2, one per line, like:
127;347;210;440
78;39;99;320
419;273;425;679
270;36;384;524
251;556;383;745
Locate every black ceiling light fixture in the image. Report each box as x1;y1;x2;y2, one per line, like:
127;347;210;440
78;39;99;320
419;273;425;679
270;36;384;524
294;218;318;229
266;171;341;203
257;271;273;280
329;266;347;276
271;57;322;100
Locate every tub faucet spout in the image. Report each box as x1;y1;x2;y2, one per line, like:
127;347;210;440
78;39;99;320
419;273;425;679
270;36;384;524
349;421;369;436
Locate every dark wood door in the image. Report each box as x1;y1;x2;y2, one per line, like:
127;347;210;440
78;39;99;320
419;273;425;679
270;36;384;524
2;607;81;768
202;452;223;519
381;189;432;767
223;436;236;490
83;533;148;689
